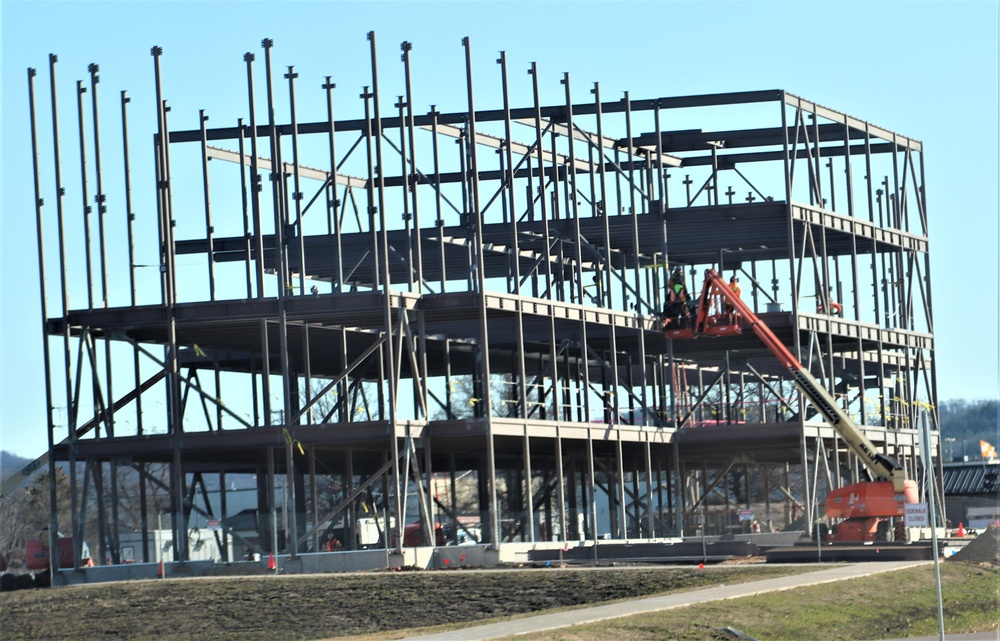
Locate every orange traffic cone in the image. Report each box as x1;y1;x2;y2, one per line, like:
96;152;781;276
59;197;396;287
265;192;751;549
957;522;965;537
157;558;164;578
267;552;276;571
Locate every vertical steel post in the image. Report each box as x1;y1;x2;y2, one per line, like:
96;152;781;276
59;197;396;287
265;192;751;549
29;66;61;577
591;85;621;427
367;31;401;552
87;64;109;308
308;449;318;552
152;45;186;560
237;119;254;298
285;64;311;554
285;65;307;297
121;89;149;560
401;46;431;422
616;436;627;539
918;147;940;427
401;42;424;290
156;95;177;295
260;320;272;423
498;53;529;454
654;103;669;305
120;91;137;306
49;54;83;570
863;126;888;427
842;122;868;424
710;142;720;207
592;83;614;312
563;73;584;303
563;71;593;431
75;79;94;309
165;102;187;561
267;447;278;562
812;111;823;208
497;51;530;288
623;93;650;415
528;63;554;297
430;106;446;292
322;76;343;291
361;88;379;289
88;61;121;562
586;431;598;556
262;38;297;556
262;40;287;292
644;441;655;537
396;95;414;290
421;437;436;544
919;412;946;641
198;110;217;299
623;91;640;304
244;52;266;297
457;133;473;292
462;35;499;547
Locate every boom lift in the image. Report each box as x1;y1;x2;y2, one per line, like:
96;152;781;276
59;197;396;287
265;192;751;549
666;269;918;542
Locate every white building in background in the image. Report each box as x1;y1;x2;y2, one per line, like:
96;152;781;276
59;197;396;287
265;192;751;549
118;529;227;563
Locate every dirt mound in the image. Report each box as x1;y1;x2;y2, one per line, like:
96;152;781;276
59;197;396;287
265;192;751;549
948;524;1000;567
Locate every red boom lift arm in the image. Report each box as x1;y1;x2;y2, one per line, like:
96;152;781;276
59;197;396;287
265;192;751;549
670;269;911;496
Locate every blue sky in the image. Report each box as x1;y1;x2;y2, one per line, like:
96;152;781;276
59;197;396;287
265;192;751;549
2;1;998;460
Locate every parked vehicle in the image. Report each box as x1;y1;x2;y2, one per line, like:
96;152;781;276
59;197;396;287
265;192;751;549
25;532;92;571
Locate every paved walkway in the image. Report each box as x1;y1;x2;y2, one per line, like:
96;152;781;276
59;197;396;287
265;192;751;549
880;635;998;641
397;561;930;641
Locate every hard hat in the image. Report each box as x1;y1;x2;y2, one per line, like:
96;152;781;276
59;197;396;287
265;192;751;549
730;275;738;282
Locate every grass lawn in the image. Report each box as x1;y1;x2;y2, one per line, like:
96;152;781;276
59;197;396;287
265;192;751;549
499;562;999;641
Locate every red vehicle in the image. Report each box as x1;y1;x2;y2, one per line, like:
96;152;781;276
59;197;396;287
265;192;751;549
25;534;93;571
669;270;918;542
401;523;446;547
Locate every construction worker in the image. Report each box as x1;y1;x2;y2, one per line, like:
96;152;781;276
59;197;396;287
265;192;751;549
724;275;741;314
818;288;843;316
729;275;741;298
669;266;688;301
664;266;689;326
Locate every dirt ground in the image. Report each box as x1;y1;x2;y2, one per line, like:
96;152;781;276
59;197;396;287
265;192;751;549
949;524;1000;567
0;565;802;641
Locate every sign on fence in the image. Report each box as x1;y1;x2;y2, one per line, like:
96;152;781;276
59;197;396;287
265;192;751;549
904;503;929;527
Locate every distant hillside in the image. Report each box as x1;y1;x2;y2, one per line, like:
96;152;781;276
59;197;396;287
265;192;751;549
939;399;1000;461
1;451;32;479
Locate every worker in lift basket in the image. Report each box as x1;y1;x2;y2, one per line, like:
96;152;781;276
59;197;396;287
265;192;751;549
817;288;843;316
724;275;741;314
663;266;689;327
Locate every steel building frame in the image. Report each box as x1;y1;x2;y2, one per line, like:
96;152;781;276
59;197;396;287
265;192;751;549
26;34;942;567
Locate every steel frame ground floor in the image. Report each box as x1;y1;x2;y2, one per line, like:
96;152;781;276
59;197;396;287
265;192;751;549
51;417;935;567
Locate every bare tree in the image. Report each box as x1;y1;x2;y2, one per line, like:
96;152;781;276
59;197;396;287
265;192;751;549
0;470;71;572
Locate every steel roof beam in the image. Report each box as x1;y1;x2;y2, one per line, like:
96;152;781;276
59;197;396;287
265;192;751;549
681;142;904;169
631;123;873;153
167;89;786;144
166;90;919;153
423;121;595;172
783;91;922;152
513;118;683;168
205;145;366;189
